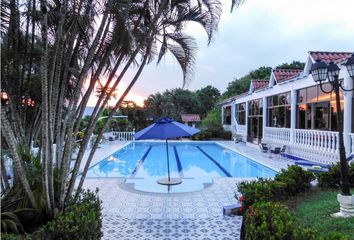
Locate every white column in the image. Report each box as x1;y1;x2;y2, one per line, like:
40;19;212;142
290;89;297;144
262;97;267;141
245;101;249;142
231;101;236;129
343;73;353;157
221;107;224;125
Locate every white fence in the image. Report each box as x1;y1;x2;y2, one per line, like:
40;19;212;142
236;125;247;137
293;129;339;153
264;127;290;145
112;131;135;141
350;133;354;155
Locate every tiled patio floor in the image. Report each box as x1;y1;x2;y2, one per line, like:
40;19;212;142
82;141;293;239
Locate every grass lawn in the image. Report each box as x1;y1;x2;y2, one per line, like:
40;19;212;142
288;189;354;239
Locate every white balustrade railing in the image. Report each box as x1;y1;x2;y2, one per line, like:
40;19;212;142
264;127;290;144
349;133;354;155
114;131;135;141
294;129;339;153
237;125;247;136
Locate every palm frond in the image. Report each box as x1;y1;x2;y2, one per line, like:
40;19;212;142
164;33;197;87
231;0;245;12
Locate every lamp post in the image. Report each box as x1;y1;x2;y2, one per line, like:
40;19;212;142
310;53;354;217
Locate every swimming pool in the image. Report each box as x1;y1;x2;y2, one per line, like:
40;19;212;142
86;142;276;193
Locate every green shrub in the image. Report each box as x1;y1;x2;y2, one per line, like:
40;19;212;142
237;166;314;211
319;232;350;240
192;130;212;140
293;227;317;240
274;165;315;196
221;131;232;140
1;234;21;240
317;162;354;189
245;202;295;240
33;189;102;240
237;178;276;210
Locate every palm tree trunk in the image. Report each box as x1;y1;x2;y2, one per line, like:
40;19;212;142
75;45;151;195
58;3;111;209
39;0;53;216
1;155;11;193
1;108;38;209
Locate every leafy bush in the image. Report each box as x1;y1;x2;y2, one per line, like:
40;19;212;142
2;190;102;240
274;165;315;196
32;189;103;240
1;234;21;240
317;162;354;189
237;178;275;210
319;233;350;240
245;202;295;240
237;166;315;211
293;227;317;240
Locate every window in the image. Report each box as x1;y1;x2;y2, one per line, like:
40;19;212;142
223;106;231;125
296;85;343;131
267;92;291;128
249;99;263;116
235;103;246;125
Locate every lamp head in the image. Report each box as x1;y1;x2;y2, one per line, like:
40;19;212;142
327;62;340;83
310;59;328;83
344;53;354;78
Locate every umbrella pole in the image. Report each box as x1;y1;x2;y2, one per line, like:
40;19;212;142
166;139;170;182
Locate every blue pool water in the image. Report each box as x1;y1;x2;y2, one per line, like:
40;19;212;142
86;142;276;193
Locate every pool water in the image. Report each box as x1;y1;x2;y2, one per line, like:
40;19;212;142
86;142;276;193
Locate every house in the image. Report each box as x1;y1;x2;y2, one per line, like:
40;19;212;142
181;114;201;128
220;51;354;165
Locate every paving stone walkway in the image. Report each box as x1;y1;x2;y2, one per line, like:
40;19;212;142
83;177;246;239
82;141;289;239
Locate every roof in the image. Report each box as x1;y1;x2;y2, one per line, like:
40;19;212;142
273;69;302;83
252;79;269;91
309;51;352;64
235;92;249;99
181;114;201;122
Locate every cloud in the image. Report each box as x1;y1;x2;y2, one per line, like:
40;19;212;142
120;0;354;98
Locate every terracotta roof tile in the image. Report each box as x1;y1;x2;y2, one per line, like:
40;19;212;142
181;114;201;122
310;51;352;64
252;79;269;91
235;91;249;99
273;69;302;83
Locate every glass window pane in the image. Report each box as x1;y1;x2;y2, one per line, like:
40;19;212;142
285;92;291;105
297;104;306;129
298;89;306;103
273;95;278;106
318;84;331;102
286;106;291;128
307;86;317;102
279;94;287;105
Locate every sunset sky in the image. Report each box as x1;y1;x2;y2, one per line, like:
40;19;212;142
89;0;354;106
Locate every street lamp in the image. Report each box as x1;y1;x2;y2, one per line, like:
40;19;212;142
310;53;354;217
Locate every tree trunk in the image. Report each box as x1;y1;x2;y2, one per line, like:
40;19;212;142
75;45;151;195
1;108;38;209
39;0;53;216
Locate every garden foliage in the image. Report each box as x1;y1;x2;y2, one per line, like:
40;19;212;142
245;202;318;240
1;190;102;240
317;162;354;189
237;165;315;210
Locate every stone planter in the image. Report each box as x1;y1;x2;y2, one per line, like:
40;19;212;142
331;194;354;218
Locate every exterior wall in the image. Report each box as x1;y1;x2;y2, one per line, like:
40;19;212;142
222;63;353;164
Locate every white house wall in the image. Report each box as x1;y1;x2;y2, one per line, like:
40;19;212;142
224;62;353;165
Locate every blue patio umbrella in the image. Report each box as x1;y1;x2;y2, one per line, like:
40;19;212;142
134;117;200;185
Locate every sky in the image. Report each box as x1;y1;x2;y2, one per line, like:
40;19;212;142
89;0;354;106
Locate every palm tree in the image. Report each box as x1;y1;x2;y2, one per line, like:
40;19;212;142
1;0;244;222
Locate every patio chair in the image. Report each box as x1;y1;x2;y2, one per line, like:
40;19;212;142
280;145;287;159
270;147;281;158
259;143;269;153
